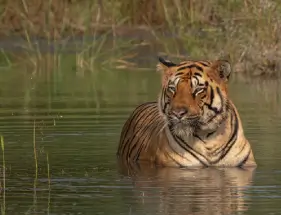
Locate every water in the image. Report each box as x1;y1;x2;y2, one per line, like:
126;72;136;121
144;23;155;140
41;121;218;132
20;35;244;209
0;58;281;215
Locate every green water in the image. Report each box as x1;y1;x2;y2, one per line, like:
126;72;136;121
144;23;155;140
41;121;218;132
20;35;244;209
0;59;281;215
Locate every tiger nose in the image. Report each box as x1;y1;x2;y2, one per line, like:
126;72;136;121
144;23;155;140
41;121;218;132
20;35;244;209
172;108;188;119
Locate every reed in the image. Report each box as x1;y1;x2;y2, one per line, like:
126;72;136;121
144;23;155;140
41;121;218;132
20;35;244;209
33;120;38;179
0;136;6;215
0;0;280;77
46;152;51;215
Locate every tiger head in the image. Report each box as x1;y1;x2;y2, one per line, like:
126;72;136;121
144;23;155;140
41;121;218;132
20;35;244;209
157;57;232;136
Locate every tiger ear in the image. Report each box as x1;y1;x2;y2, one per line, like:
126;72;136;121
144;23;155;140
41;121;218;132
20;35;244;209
212;59;232;82
156;57;177;87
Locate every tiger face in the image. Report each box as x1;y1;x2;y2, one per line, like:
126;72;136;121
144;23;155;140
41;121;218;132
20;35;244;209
157;57;232;136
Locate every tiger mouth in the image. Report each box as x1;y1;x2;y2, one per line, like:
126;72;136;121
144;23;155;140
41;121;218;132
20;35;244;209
168;116;201;128
169;115;200;122
185;115;200;121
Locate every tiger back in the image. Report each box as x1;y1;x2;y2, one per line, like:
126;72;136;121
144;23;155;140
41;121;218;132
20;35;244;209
117;57;257;168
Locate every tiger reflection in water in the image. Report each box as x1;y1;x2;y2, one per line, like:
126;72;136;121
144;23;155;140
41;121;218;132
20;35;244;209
118;162;255;215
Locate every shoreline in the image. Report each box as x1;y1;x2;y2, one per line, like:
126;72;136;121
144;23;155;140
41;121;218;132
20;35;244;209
0;0;279;78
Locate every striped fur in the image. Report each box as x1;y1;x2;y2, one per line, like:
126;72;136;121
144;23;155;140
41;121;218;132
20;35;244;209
117;57;257;168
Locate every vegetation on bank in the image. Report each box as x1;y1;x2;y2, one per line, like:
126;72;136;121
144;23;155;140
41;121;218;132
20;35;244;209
0;0;280;77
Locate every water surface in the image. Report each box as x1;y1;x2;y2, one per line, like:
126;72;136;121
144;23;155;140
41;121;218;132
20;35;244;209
0;59;281;215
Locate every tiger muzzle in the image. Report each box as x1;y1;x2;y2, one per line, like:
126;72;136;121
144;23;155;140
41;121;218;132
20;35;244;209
170;107;200;121
171;108;188;119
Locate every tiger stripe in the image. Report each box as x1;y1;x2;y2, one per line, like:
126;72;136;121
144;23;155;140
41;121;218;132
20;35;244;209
117;57;257;168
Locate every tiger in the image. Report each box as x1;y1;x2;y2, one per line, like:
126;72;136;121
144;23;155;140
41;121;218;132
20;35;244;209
116;57;257;168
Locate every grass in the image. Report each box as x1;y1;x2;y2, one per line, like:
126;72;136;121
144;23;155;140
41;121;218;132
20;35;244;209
1;136;5;215
0;127;52;214
32;120;38;214
33;120;38;180
0;0;280;77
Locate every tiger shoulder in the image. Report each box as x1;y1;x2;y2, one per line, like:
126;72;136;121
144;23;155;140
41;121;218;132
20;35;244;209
117;57;257;168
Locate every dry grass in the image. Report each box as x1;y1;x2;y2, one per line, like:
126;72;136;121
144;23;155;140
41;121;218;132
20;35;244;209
0;0;280;77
